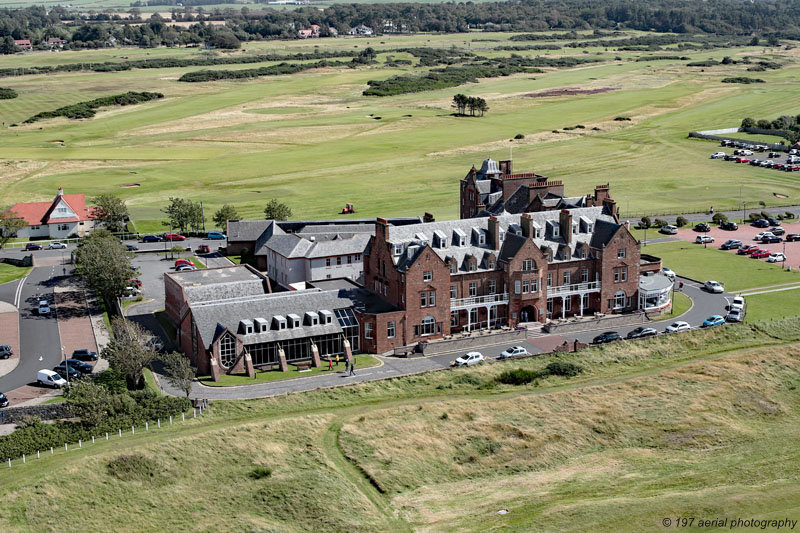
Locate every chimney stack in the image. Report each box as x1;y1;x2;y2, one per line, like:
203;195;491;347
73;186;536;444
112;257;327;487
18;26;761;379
559;209;572;244
602;197;618;222
594;184;610;204
487;216;500;250
499;159;513;175
376;217;389;241
57;187;63;196
423;212;435;223
520;213;533;238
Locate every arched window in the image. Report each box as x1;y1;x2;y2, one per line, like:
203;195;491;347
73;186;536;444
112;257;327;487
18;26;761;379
614;291;626;309
219;333;236;368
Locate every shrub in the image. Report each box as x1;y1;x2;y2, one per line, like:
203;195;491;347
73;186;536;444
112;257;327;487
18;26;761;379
248;467;273;480
639;216;651;229
24;92;164;124
786;211;796;219
107;454;163;482
653;218;667;228
749;213;763;221
453;374;481;386
514;133;525;139
546;361;583;377
712;213;728;225
761;210;771;219
675;216;688;227
497;368;540;385
0;87;18;99
440;412;449;420
614;116;632;121
721;77;765;84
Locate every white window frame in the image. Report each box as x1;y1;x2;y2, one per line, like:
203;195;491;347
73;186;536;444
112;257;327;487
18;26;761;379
387;321;395;338
423;270;433;282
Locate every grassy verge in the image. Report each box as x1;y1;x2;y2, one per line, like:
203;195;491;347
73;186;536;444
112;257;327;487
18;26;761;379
198;354;379;386
663;290;691;319
744;288;800;323
143;367;161;396
647;240;800;291
41;396;65;404
0;263;31;285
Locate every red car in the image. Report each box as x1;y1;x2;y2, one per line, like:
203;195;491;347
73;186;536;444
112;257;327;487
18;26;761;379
736;158;750;163
164;233;186;241
196;245;210;254
751;249;770;259
737;245;758;255
175;259;194;267
128;278;142;288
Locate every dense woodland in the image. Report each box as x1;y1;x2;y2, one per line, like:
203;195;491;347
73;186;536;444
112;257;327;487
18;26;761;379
4;0;800;51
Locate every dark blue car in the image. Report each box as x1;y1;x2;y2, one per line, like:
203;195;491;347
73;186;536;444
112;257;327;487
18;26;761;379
752;219;770;228
141;235;163;243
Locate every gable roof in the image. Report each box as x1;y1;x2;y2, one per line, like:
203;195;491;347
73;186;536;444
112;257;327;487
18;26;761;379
589;219;620;249
5;191;91;226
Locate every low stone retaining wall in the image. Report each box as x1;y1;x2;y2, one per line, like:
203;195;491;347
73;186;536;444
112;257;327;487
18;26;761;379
0;255;34;267
1;404;71;424
423;330;527;356
544;313;647;334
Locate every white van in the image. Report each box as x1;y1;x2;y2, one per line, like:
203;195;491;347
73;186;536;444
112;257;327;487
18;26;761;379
38;369;67;388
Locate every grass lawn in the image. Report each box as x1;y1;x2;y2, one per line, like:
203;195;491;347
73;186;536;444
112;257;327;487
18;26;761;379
744;287;800;323
41;395;65;404
0;263;31;285
198;353;379;386
663;290;691;319
143;367;161;396
647;240;800;291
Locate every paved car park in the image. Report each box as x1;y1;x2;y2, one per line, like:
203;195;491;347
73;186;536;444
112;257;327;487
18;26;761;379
668;220;800;269
711;142;800;172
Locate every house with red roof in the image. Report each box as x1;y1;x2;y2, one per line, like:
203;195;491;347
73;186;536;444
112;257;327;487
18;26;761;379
3;188;96;239
14;39;32;51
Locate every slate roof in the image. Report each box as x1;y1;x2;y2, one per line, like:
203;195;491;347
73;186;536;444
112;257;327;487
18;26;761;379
191;288;355;347
227;220;276;242
257;232;370;259
167;265;270;305
385;206;617;270
639;273;673;292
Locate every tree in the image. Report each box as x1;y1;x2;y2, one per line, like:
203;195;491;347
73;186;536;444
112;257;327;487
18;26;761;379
74;231;133;303
213;204;239;230
712;212;728;225
451;93;467;115
90;194;129;233
159;352;194;397
675;216;688;227
475;97;489;117
740;117;756;129
103;317;158;389
264;198;292;221
162;197;202;233
749;36;760;46
1;36;18;55
0;210;26;248
65;379;113;426
639;216;651;229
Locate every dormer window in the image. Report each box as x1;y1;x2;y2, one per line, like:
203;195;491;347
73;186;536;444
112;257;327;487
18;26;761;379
553;224;560;238
499;230;505;242
478;233;485;245
254;318;268;333
449;262;457;274
393;244;402;256
273;315;287;330
320;310;334;324
488;259;495;270
239;319;254;335
469;260;476;272
288;313;301;328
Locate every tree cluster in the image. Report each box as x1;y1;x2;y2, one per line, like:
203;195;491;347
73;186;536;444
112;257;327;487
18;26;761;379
0;209;26;248
90;194;129;233
23;91;163;124
162;197;203;232
74;230;135;304
451;94;489;117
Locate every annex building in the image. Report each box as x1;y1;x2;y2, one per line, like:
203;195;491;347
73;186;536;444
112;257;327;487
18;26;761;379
2;188;96;239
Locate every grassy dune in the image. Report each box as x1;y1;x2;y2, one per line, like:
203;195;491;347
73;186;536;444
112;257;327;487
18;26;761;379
2;320;800;531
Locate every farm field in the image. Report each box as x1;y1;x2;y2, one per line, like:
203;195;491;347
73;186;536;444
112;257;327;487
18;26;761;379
1;33;799;232
2;320;800;531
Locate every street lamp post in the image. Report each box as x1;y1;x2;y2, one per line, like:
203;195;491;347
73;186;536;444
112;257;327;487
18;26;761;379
743;201;747;224
783;241;787;271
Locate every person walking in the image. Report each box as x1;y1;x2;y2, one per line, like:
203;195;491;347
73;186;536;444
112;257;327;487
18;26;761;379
349;357;356;376
335;354;340;367
344;358;349;374
328;358;333;371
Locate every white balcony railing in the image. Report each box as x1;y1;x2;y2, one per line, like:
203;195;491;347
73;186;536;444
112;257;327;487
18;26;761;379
450;292;509;310
547;281;601;298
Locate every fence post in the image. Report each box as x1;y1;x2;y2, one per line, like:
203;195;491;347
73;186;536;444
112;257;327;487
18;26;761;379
106;432;108;441
132;425;135;435
65;443;68;452
146;421;149;432
8;458;10;468
119;428;122;438
158;419;161;429
170;415;173;425
79;440;81;448
37;450;40;459
182;412;185;422
22;454;25;464
193;409;196;418
92;436;95;444
50;446;53;455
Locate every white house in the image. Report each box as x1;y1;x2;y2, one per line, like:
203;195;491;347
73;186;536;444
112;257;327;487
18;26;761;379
4;188;96;239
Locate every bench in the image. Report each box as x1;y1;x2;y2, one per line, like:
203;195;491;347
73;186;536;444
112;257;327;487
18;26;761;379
292;361;311;372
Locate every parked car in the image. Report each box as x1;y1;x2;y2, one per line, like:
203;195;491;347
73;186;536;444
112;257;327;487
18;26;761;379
754;231;774;241
592;331;621;344
786;233;800;242
770;227;786;236
0;392;8;408
767;217;781;226
767;252;787;263
662;267;676;280
71;348;99;361
660;225;678;235
165;233;186;241
769;151;781;158
141;235;163;243
175;258;194;267
762;235;782;244
720;221;738;231
626;326;658;339
726;308;744;323
729;296;745;311
128;278;142;288
197;244;210;254
710;152;725;159
665;321;691;333
123;286;142;297
207;232;227;240
47;241;67;249
0;345;12;359
751;249;770;259
175;265;196;272
704;280;724;293
738;245;758;255
37;300;50;315
702;315;726;328
126;244;139;251
499;346;529;359
454;352;485;366
696;235;715;244
38;369;67;388
752;219;770;228
694;223;711;232
24;242;42;251
64;359;93;375
720;239;742;250
52;364;82;381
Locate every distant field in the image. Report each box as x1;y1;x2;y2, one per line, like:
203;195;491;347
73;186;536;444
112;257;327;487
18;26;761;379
1;32;799;232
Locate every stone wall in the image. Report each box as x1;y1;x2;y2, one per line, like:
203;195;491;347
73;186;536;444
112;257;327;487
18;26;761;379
0;255;34;267
544;312;647;334
396;329;527;356
1;404;71;424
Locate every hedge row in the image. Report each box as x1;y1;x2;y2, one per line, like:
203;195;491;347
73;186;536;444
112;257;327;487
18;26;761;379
178;59;349;82
23;91;164;123
0;87;17;99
